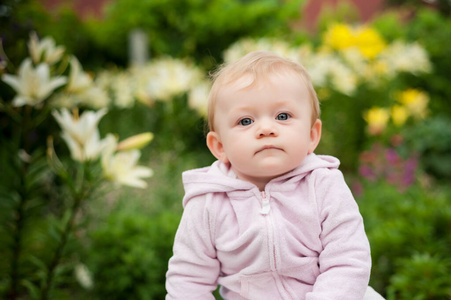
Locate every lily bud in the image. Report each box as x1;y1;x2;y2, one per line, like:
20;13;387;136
116;132;154;151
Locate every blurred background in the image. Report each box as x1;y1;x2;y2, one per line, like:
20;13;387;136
1;0;450;299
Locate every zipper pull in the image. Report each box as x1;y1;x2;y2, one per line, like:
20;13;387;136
260;191;271;215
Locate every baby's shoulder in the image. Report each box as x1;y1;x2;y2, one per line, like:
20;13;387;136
308;164;344;182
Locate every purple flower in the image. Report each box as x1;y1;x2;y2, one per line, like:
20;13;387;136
385;148;399;164
359;165;375;180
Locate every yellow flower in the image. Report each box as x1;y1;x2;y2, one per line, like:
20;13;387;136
355;27;386;59
323;23;386;59
323;23;356;51
398;89;429;119
391;105;409;126
364;107;390;135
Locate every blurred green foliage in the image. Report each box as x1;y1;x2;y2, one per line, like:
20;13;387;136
318;85;393;172
88;209;180;299
358;182;451;299
0;0;97;69
403;116;451;181
388;253;451;299
86;0;304;67
99;96;210;159
384;0;450;16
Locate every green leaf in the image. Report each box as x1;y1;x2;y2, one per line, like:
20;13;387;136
21;279;40;300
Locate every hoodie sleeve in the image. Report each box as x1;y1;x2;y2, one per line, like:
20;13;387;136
166;195;220;299
306;168;371;300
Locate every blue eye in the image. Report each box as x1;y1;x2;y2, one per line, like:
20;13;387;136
239;118;253;126
277;113;290;120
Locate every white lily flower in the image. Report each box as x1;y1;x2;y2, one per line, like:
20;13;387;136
104;150;153;188
60;127;109;162
188;81;210;117
142;57;202;102
2;58;67;107
223;38;298;63
78;85;110;109
329;59;358;96
381;41;432;76
67;56;93;93
74;263;94;290
101;134;153;188
52;108;108;161
28;32;65;65
111;72;135;108
51;85;110;109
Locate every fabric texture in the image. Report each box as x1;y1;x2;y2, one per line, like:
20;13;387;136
166;154;371;299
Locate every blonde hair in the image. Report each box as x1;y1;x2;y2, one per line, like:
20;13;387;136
207;50;320;132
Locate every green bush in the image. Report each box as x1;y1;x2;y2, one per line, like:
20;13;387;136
88;210;181;299
358;182;451;298
86;0;304;67
403;116;451;181
383;0;450;17
387;253;451;299
0;0;99;69
318;85;394;172
98;96;213;173
404;9;451;118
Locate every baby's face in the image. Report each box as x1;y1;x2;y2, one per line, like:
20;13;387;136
207;71;321;189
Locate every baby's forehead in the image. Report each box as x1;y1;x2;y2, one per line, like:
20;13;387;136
222;69;303;92
224;73;256;91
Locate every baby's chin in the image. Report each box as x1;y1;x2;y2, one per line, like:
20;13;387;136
234;165;298;184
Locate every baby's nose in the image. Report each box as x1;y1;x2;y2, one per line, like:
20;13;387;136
257;120;278;137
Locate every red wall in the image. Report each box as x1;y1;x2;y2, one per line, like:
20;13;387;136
41;0;114;19
302;0;385;31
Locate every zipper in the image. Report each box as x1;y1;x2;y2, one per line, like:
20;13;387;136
260;191;275;269
260;190;293;299
260;191;271;215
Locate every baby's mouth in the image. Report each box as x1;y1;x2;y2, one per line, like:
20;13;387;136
255;145;282;154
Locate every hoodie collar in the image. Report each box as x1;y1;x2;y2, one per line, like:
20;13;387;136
182;153;340;207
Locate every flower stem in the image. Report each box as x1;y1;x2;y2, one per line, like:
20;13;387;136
40;164;88;300
7;106;32;300
8;188;26;300
39;193;84;300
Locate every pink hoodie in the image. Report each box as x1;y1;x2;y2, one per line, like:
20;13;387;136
166;154;371;299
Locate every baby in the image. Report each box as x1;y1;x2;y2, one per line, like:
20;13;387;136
166;51;375;299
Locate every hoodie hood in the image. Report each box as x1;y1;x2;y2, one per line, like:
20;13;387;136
182;153;340;207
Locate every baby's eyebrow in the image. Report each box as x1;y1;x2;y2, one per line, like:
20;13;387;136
229;105;254;114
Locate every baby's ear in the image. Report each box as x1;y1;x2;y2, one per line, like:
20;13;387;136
206;131;229;163
308;119;322;154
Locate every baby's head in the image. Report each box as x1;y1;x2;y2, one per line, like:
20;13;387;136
207;51;320;132
206;51;322;189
